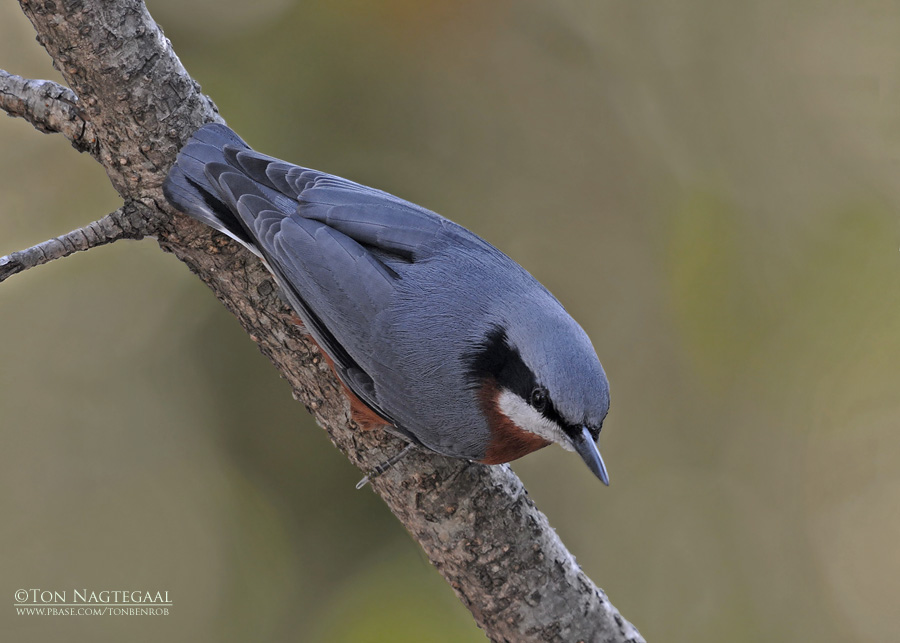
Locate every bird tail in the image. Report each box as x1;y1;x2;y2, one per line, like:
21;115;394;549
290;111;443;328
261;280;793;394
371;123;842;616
162;123;260;254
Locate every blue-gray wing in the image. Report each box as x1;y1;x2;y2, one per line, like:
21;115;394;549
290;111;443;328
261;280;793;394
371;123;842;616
207;167;405;427
222;145;449;262
167;125;473;439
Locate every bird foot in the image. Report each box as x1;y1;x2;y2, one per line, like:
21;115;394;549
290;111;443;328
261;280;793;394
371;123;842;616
355;443;415;489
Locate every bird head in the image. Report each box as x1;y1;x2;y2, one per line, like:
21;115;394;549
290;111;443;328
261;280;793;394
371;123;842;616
467;313;610;484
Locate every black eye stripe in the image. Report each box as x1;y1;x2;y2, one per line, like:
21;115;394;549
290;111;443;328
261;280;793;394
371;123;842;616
465;327;535;399
543;400;569;434
466;326;573;433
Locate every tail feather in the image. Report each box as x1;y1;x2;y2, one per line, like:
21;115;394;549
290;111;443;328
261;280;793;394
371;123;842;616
163;123;260;254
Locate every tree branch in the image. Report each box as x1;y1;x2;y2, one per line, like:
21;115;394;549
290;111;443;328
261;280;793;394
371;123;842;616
0;202;148;283
0;69;98;155
7;1;645;640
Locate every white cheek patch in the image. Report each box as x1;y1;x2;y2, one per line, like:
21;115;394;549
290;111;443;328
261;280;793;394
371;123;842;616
496;390;575;451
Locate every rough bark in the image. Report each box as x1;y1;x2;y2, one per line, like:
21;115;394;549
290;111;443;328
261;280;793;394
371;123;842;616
1;2;645;641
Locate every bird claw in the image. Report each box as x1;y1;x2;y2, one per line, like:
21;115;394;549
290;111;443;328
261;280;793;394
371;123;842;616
355;443;415;489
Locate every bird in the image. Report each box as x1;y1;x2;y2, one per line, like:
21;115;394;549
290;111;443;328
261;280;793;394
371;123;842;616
163;123;611;485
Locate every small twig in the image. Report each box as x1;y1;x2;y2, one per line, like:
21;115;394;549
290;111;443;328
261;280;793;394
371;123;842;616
0;69;97;155
0;202;148;283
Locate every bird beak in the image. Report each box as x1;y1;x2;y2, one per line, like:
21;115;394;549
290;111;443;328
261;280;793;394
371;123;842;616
572;427;609;486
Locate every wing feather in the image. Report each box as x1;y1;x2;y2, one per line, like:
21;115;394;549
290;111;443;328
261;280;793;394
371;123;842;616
163;124;467;440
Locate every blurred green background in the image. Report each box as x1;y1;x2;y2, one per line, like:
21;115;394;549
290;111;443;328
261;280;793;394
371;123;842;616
2;1;899;641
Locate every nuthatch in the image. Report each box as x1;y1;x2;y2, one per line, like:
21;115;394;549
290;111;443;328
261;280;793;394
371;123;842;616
163;124;611;485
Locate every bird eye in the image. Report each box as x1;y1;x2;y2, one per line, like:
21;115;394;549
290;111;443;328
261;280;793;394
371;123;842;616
530;387;548;412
